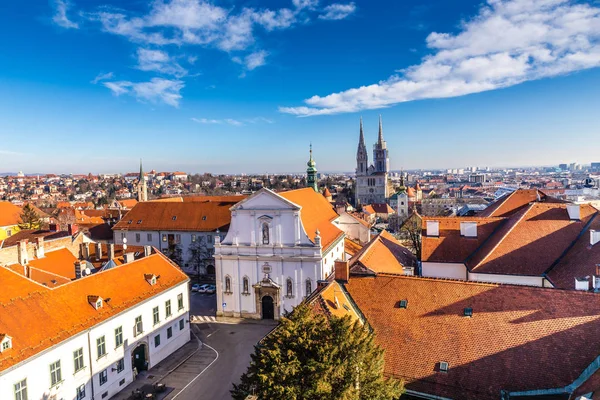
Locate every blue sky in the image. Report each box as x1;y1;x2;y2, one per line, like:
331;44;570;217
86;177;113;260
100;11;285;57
1;0;600;174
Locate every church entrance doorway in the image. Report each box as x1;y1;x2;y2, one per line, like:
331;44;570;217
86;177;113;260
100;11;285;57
132;343;148;373
261;295;274;319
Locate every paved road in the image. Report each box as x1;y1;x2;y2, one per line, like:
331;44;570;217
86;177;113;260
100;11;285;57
159;290;275;400
164;322;275;400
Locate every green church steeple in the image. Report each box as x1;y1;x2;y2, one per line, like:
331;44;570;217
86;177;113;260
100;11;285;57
306;144;318;192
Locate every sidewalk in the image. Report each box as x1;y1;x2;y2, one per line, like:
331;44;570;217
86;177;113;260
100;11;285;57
111;325;202;400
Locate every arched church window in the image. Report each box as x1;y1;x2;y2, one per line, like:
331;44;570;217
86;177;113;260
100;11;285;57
286;278;293;298
225;276;232;293
262;222;270;245
306;279;312;296
242;276;249;294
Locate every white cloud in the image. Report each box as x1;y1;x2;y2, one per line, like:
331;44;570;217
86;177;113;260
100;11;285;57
293;0;320;10
282;0;600;116
243;50;269;70
191;117;221;124
103;78;184;107
225;118;244;126
188;55;198;64
91;72;114;84
245;117;275;124
319;3;356;21
192;116;273;125
53;0;79;29
136;48;187;77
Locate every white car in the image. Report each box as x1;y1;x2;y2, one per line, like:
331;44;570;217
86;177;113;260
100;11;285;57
191;284;202;292
197;284;211;293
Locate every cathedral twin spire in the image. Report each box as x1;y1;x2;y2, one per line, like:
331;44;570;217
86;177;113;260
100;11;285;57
356;115;388;176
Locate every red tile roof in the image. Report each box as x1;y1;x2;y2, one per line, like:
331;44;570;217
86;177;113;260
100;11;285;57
0;252;188;371
0;229;70;248
0;201;21;227
468;203;597;276
0;267;49;303
421;217;505;263
27;248;78;280
548;215;600;289
113;196;244;232
344;274;600;400
363;203;395;215
479;189;565;218
279;188;344;252
344;238;363;257
349;231;416;275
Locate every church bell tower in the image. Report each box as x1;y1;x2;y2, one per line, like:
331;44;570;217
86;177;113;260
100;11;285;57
356;117;368;176
306;144;318;192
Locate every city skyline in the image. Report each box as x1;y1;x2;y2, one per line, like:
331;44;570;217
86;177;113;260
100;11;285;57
1;0;600;174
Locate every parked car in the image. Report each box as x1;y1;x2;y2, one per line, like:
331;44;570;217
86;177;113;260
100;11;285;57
191;284;202;292
197;284;210;293
205;285;216;294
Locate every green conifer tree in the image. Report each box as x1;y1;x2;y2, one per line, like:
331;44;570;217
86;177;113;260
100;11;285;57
231;304;403;400
18;204;42;230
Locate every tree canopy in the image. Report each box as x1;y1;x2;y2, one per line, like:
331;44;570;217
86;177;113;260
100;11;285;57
232;304;403;400
18;204;42;230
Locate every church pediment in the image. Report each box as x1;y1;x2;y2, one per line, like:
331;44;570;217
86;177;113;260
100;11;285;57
231;188;301;211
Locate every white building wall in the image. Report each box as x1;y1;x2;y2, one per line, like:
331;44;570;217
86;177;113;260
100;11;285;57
0;282;190;400
421;262;468;280
114;229;224;268
467;272;544;287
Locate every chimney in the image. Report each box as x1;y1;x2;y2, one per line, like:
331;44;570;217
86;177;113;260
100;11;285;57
18;240;28;265
460;222;477;238
35;237;45;258
75;261;86;279
95;242;102;261
426;220;440;237
591;230;600;246
334;260;349;283
48;223;59;232
108;243;115;260
68;224;78;236
567;204;581;221
575;276;590;291
144;245;152;257
123;252;135;264
81;242;90;260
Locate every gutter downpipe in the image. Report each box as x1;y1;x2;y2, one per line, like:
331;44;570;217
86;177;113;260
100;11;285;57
86;329;96;400
404;389;453;400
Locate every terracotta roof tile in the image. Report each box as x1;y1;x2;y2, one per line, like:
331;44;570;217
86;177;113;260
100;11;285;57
279;188;344;252
468;203;597;276
1;229;70;248
344;238;363;257
349;231;416;275
421;217;505;263
0;201;22;227
0;267;49;303
27;248;78;280
548;215;600;289
113;197;244;232
479;189;565;218
0;252;188;371
344;274;600;400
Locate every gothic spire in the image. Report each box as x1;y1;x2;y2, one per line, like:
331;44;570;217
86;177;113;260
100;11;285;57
359;116;365;146
139;158;144;180
378;114;384;145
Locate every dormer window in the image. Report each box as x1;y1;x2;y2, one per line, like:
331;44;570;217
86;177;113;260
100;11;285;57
464;307;473;317
439;361;449;373
127;220;132;224
88;296;103;310
172;216;177;221
145;274;157;286
137;220;142;224
0;335;12;352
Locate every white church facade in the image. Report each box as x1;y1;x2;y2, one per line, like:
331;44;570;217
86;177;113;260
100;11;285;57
214;187;345;320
